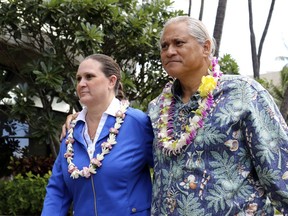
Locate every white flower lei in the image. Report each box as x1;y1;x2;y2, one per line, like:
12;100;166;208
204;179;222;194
64;100;129;179
157;57;222;156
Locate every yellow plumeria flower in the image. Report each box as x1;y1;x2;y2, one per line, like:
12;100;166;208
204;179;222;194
198;75;217;97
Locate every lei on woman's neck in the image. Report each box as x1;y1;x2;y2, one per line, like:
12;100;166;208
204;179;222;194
64;100;129;179
157;57;222;156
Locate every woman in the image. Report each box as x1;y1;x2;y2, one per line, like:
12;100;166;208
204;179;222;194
42;54;154;216
148;16;288;215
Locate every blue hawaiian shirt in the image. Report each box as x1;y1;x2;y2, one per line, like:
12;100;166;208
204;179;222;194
148;75;288;216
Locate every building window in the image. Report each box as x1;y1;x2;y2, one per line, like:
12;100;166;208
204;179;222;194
1;120;29;158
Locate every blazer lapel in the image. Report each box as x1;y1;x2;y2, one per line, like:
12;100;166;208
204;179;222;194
97;115;115;143
73;121;86;148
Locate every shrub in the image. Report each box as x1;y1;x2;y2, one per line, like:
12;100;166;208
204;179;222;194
0;171;50;215
8;155;55;177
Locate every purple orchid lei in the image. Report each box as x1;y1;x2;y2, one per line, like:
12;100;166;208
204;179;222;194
157;57;223;156
64;100;129;179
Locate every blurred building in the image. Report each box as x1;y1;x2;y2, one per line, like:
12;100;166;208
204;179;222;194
260;71;281;86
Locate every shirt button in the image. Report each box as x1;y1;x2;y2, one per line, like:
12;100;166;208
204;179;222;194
131;208;137;213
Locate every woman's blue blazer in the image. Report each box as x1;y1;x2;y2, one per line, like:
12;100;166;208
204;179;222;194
41;107;154;216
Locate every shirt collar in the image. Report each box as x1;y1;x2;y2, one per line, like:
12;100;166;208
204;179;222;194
105;97;121;117
171;79;200;103
171;79;182;100
76;97;120;123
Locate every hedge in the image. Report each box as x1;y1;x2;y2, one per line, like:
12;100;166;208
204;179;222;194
0;172;50;215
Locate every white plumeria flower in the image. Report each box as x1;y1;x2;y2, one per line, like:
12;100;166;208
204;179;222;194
71;170;80;179
88;165;97;174
160;114;169;123
163;141;171;149
107;134;117;144
159;127;168;135
158;132;166;139
67;145;73;152
82;167;91;178
114;123;121;129
96;154;104;161
67;157;73;164
191;116;201;123
116;118;124;124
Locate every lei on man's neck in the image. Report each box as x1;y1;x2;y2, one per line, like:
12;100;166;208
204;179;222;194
157;57;222;156
64;100;129;179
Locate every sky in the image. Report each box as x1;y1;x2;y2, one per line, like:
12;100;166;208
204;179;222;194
172;0;288;76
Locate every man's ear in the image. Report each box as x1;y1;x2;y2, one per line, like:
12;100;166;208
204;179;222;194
203;40;211;57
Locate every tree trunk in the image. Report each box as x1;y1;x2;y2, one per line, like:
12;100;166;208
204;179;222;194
257;0;275;74
248;0;275;79
198;0;204;20
213;0;227;57
188;0;192;16
49;134;59;159
248;0;259;78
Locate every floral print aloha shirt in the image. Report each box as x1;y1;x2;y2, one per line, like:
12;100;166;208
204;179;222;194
148;75;288;216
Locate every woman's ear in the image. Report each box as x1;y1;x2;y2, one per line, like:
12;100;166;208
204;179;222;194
109;75;117;89
203;40;211;57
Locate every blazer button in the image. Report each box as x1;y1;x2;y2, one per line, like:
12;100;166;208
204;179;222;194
131;208;137;213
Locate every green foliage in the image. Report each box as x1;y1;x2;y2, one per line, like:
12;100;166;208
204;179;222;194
257;78;281;106
0;172;51;215
0;0;183;157
218;54;240;75
32;61;64;92
280;66;288;87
